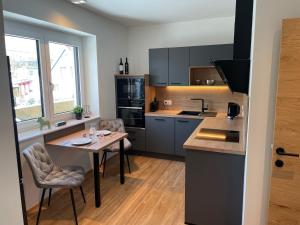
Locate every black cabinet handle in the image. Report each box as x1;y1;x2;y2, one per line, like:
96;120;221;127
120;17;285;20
154;118;165;121
170;82;182;85
177;120;189;123
276;147;299;157
156;82;167;85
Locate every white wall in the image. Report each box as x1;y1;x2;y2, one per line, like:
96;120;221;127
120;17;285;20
3;0;128;118
0;1;24;224
243;0;300;224
128;16;235;74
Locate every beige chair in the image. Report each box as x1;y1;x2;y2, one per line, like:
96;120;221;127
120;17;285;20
23;143;86;225
99;119;132;177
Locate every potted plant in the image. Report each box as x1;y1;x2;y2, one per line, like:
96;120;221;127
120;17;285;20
73;106;84;120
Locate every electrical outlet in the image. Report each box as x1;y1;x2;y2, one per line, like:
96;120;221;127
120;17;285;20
163;100;172;106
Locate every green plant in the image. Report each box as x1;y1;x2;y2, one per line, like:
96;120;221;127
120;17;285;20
73;106;83;114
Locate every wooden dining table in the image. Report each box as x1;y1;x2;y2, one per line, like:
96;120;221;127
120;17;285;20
45;129;128;208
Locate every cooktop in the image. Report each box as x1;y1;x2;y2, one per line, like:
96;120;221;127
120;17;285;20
195;128;240;143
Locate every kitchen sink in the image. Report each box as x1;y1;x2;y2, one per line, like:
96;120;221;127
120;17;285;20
177;111;201;116
177;111;217;117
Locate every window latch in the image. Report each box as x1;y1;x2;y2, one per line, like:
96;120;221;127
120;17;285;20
49;82;55;91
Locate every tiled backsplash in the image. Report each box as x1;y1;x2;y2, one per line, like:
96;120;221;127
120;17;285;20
153;86;247;113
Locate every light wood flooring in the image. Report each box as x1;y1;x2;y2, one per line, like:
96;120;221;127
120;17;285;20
27;155;185;225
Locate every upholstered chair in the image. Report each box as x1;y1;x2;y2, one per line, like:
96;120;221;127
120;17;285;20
99;119;132;177
23;143;86;225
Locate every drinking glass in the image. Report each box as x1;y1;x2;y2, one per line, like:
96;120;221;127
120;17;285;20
89;124;97;140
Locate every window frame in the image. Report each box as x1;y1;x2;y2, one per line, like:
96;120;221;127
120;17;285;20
5;22;85;132
45;40;83;121
5;34;46;123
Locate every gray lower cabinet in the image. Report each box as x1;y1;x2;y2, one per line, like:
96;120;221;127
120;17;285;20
145;116;174;154
185;149;245;225
126;127;145;151
189;44;234;67
168;47;190;86
149;48;169;86
174;118;201;156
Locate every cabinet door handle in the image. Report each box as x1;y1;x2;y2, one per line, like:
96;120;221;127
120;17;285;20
156;82;167;85
177;120;189;123
170;82;182;85
276;147;299;157
154;118;165;121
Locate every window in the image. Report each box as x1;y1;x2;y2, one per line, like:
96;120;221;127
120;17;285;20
49;42;80;114
5;33;82;127
5;35;44;122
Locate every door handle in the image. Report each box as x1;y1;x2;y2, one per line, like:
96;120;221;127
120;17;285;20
276;147;299;157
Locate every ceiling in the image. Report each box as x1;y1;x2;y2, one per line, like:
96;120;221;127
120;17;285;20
74;0;236;27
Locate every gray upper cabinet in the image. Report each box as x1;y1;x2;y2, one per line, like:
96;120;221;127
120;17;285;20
189;44;233;67
175;118;201;156
146;116;174;155
168;47;190;86
149;48;169;86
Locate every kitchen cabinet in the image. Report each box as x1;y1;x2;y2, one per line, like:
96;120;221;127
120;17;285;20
189;44;233;67
145;116;201;156
126;127;145;151
149;44;233;87
185;149;244;225
168;47;190;86
149;48;169;86
174;118;201;156
145;116;174;154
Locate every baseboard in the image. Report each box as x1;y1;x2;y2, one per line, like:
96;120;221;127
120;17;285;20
128;150;185;162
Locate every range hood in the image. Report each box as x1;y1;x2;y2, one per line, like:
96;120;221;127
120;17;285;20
214;0;253;94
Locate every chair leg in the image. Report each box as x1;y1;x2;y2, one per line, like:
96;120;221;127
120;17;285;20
36;188;46;225
126;154;131;173
80;186;86;204
99;152;105;168
48;188;52;207
69;189;78;225
102;152;107;178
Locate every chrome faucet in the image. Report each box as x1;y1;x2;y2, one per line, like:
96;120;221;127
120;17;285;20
191;98;208;113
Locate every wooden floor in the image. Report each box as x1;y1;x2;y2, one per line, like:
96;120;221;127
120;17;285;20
27;155;185;225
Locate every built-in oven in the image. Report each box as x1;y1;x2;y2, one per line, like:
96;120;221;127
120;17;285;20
117;106;145;128
116;77;145;128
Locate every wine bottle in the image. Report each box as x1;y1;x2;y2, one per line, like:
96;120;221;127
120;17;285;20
119;58;124;74
125;57;129;74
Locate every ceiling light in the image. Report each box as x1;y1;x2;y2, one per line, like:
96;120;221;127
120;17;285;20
70;0;87;4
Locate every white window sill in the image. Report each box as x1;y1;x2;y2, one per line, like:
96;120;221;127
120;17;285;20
18;115;100;143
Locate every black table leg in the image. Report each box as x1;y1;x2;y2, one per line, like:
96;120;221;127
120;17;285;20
93;152;101;207
119;139;125;184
